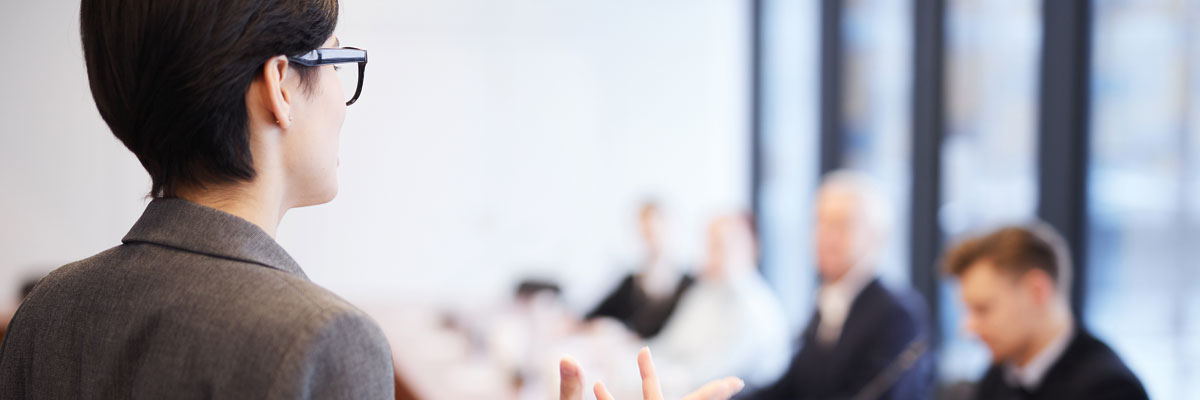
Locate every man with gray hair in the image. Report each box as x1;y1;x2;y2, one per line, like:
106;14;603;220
749;170;934;400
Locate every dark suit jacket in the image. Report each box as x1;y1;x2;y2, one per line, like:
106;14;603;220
749;279;934;400
0;199;395;399
586;273;695;339
974;330;1148;400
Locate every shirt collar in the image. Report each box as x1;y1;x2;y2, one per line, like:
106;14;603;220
815;267;876;345
1006;319;1075;390
121;198;307;278
818;265;875;315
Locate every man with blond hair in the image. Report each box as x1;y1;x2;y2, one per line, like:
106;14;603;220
943;224;1147;399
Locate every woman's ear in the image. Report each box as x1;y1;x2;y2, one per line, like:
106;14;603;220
260;55;294;129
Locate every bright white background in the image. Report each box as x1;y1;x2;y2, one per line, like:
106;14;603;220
0;0;751;312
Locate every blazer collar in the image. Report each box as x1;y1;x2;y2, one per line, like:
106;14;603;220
121;198;307;279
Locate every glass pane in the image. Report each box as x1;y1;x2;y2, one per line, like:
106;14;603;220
336;64;360;104
841;0;913;286
937;0;1042;384
1088;0;1200;399
757;0;821;333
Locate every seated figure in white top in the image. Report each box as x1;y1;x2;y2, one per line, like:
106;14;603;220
648;214;791;397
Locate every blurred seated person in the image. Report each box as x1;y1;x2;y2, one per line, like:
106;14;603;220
750;171;934;400
649;214;790;393
942;224;1148;400
489;280;571;390
587;200;694;339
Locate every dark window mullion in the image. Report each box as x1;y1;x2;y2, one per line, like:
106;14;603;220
819;0;845;176
910;0;946;344
1037;0;1093;319
751;0;765;241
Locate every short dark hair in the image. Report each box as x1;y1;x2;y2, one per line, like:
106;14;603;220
514;279;562;301
943;224;1072;289
80;0;339;197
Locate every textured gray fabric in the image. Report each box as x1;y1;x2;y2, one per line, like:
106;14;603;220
0;198;395;399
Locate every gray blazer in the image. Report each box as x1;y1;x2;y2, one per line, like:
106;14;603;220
0;199;395;399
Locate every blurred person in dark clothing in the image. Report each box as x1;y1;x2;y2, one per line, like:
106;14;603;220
19;280;38;302
943;224;1147;400
750;171;934;400
587;201;695;339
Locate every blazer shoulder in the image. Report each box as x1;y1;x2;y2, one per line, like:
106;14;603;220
854;281;930;332
1056;332;1147;398
31;244;125;286
971;365;1007;400
6;243;394;399
30;241;386;357
266;302;395;399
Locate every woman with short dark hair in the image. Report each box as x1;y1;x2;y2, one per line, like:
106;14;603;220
0;0;385;397
0;0;744;398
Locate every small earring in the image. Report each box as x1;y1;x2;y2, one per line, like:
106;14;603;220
276;115;293;125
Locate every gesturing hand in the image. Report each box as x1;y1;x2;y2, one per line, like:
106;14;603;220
559;347;745;400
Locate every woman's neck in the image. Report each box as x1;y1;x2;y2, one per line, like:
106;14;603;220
176;181;288;237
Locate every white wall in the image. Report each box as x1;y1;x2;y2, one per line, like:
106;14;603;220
0;0;749;311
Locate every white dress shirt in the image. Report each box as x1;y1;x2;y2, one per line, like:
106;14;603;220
815;265;875;346
649;268;791;394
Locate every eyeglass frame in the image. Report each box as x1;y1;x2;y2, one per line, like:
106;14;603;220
288;47;368;106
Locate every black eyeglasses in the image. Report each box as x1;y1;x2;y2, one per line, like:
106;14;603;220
289;47;368;106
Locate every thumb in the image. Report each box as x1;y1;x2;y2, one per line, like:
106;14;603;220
682;377;746;400
559;356;585;400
